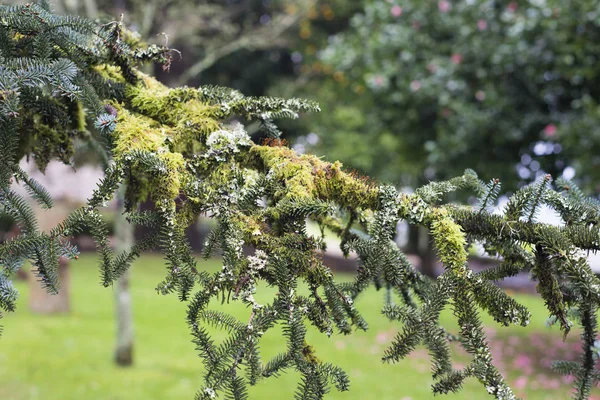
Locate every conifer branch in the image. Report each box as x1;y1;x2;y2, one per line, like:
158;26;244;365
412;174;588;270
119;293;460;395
1;4;599;399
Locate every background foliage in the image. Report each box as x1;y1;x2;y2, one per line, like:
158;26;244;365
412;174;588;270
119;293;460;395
288;0;600;193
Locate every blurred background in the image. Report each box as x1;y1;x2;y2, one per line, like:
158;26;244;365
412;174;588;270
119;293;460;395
1;0;600;399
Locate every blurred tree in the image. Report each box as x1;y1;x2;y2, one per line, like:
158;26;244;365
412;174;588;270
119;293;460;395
300;0;600;194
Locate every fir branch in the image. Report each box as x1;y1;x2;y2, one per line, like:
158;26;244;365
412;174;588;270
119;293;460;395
2;6;600;399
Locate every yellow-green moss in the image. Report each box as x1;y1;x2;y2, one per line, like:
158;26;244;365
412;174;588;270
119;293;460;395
250;145;378;209
94;64;127;84
97;67;221;150
397;194;468;274
75;101;86;132
100;70;226;235
112;105;187;202
233;213;265;246
156;152;187;200
302;343;321;364
313;160;378;210
427;208;468;274
125;73;220;144
251;145;316;200
112;105;167;154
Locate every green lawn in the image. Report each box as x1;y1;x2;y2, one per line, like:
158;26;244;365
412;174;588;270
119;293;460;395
0;254;596;400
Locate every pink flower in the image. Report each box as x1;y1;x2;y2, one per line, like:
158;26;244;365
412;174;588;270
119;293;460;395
410;80;422;92
544;124;557;137
513;376;528;389
438;0;451;13
451;53;463;64
372;75;385;87
391;5;403;17
375;331;391;344
513;354;532;369
547;379;561;389
508;2;518;12
475;90;486;101
426;63;437;73
477;19;488;31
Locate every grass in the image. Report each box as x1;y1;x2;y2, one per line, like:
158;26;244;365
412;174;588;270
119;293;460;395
0;254;596;400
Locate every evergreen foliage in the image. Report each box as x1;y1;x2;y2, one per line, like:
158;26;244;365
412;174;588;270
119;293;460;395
0;3;599;399
307;0;600;191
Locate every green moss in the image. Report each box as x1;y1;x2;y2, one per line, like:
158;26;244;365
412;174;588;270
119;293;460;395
232;213;265;246
102;72;230;237
428;208;468;274
125;73;220;146
112;106;167;155
313;160;378;210
250;145;378;209
112;105;187;204
302;343;321;364
250;145;316;200
156;152;187;200
75;101;86;132
96;68;221;151
396;194;467;274
28;121;74;172
94;64;127;84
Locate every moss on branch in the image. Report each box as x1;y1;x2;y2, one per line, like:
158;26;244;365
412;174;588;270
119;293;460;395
250;145;379;209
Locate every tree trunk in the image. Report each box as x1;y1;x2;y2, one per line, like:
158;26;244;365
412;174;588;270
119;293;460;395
114;186;134;366
418;226;438;278
29;257;70;313
402;224;420;254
